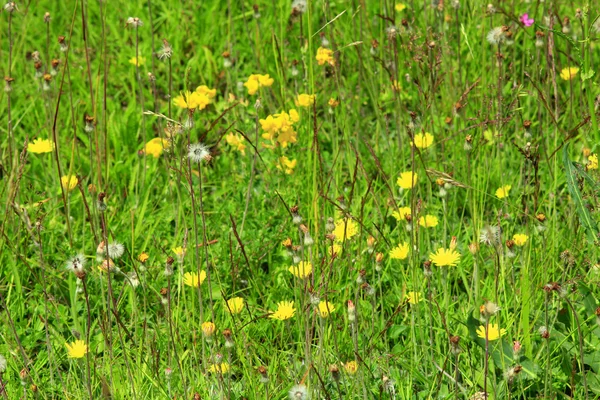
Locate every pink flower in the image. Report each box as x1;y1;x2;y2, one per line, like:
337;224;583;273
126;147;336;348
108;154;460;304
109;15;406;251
520;13;534;27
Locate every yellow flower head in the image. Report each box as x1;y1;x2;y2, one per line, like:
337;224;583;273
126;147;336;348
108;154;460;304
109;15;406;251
495;185;511;199
257;74;274;87
332;219;359;243
144;137;169;158
137;253;149;263
587;154;598;171
201;321;216;338
406;291;421;304
289;261;312;279
395;3;407;11
317;301;335;318
344;360;358;374
560;67;579;81
296;93;316;107
208;363;230;374
392;207;412;221
270;301;296;320
412;132;434;149
397;171;417;189
418;215;438;228
225;132;246;155
512;234;528;246
61;175;78;191
316;47;335;66
429;248;461;267
244;74;274;95
172;246;185;259
128;56;145;66
276;156;297;174
28;138;54;154
288;109;300;123
195;85;217;99
243;77;260;95
65;340;88;358
183;271;207;287
226;297;245;314
476;323;507;341
390;242;410;260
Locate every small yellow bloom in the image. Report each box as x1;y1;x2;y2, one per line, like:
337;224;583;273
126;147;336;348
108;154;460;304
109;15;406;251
226;297;245;314
296;93;315;107
144;137;169;158
476;323;507;341
65;340;88;358
587;154;598;170
270;301;296;320
328;98;339;107
289;261;312;279
172;246;185;257
208;363;230;374
560;67;579;81
243;77;260;95
137;253;149;263
316;47;335;66
406;291;421;304
183;271;207;287
201;321;216;338
28;138;54;153
332;219;359;242
429;248;461;267
412;132;434;149
257;74;274;87
276;156;297;174
344;360;358;374
418;215;438;228
288;109;300;123
243;74;274;95
225;132;246;155
195;85;217;99
390;242;410;260
392;207;412;221
61;175;78;191
495;185;511;199
129;56;145;66
317;301;335;318
512;234;528;246
397;171;417;189
395;3;407;12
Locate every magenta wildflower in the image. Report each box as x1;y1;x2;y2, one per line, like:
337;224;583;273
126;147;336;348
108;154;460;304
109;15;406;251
520;13;534;27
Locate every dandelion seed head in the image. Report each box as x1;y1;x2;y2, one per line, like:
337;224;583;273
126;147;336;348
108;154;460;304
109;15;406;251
187;143;211;163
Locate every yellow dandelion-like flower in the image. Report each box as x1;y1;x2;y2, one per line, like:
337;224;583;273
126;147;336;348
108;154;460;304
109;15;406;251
332;219;359;243
395;3;407;12
270;301;296;321
397;171;417;189
137;253;149;263
406;291;421;304
495;185;511;199
587;154;598;170
225;132;246;155
418;215;438;228
344;360;358;374
560;67;579;81
412;132;434;149
201;321;216;338
208;363;230;374
289;109;300;123
476;323;507;341
289;261;312;279
257;74;274;87
144;137;169;158
225;297;245;314
183;271;207;287
512;234;528;246
392;207;412;221
195;85;217;99
243;77;260;95
276;156;297;174
390;242;410;260
316;47;335;66
429;248;461;267
128;56;145;66
61;175;78;191
65;340;88;359
317;301;336;318
172;246;185;258
28;138;54;154
296;93;315;107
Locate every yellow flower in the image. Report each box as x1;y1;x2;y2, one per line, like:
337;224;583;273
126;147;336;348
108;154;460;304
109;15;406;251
243;74;274;95
288;109;300;123
476;323;507;341
243;77;260;95
317;301;335;318
587;154;598;170
65;340;88;359
395;3;407;11
61;175;78;191
137;253;149;263
418;215;438;228
512;234;528;246
412;132;434;149
289;261;312;279
172;246;185;258
495;185;511;199
429;248;461;267
277;126;298;147
390;242;409;260
144;137;169;158
406;291;421;304
276;156;297;174
208;363;230;374
173;91;197;109
193;92;211;110
270;301;296;320
296;93;316;107
257;74;274;87
225;297;245;314
129;56;145;66
201;321;216;338
28;138;54;153
332;219;359;242
195;85;217;99
316;47;335;66
225;132;246;155
329;243;342;256
560;67;579;81
392;207;412;221
344;360;358;374
397;171;417;189
328;98;339;107
183;271;207;287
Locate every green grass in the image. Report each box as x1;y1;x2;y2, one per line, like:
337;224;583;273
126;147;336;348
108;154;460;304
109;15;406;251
1;0;600;398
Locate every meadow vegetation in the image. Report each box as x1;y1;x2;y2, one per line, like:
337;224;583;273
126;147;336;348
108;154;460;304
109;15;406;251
1;0;600;398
